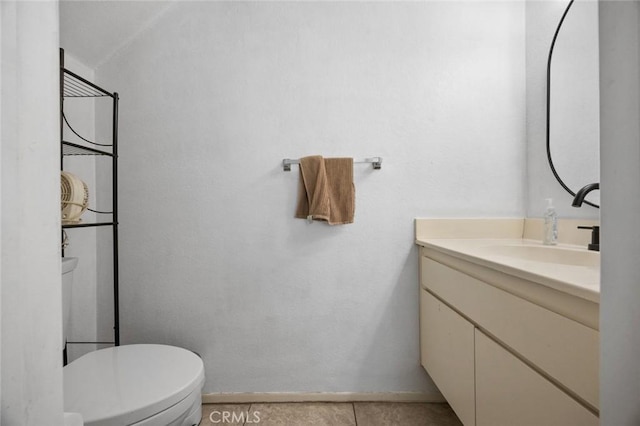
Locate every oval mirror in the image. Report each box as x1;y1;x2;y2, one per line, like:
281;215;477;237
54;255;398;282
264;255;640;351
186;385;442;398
548;0;600;207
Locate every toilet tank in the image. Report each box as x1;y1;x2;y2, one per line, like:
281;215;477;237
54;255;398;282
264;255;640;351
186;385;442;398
61;258;78;351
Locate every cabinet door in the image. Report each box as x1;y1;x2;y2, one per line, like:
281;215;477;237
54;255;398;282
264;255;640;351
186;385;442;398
420;289;475;426
475;329;598;426
422;257;599;408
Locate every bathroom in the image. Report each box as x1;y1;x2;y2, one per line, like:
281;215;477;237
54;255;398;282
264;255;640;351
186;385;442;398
1;0;639;425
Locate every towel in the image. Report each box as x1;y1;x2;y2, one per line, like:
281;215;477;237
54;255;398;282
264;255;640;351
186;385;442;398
295;156;355;225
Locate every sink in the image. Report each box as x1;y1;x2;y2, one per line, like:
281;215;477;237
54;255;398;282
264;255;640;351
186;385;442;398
415;219;601;302
483;244;599;268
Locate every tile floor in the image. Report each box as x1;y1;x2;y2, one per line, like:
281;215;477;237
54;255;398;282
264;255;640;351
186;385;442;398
201;402;462;426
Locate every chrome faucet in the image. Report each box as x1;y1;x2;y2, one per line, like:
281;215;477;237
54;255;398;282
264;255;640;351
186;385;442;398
572;183;599;207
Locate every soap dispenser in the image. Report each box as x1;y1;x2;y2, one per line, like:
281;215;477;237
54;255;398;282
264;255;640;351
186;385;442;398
543;198;558;245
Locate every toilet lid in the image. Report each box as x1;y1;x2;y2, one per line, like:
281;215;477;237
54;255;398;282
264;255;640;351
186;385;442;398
64;344;204;426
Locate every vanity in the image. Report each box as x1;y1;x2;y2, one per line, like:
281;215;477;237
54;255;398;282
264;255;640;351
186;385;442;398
416;219;599;426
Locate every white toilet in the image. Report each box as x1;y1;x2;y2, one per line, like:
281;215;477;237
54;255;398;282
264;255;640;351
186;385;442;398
62;258;205;426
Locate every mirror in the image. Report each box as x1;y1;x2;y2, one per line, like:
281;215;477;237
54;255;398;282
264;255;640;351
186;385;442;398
548;0;600;206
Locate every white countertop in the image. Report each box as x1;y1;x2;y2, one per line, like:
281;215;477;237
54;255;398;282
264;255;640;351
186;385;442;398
416;238;600;303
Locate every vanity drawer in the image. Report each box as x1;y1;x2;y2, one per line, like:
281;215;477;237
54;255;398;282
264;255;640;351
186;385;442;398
475;329;598;426
421;256;599;410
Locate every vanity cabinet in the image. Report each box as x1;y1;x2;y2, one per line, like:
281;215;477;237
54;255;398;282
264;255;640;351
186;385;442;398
419;249;599;426
475;329;598;426
420;290;475;426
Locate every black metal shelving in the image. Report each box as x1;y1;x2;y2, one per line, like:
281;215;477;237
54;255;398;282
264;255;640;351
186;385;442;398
62;140;113;157
60;48;120;353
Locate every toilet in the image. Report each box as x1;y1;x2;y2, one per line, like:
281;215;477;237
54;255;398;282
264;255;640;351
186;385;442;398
62;258;205;426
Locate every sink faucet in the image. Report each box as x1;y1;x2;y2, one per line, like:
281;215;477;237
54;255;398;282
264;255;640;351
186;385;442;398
572;183;599;207
573;183;601;251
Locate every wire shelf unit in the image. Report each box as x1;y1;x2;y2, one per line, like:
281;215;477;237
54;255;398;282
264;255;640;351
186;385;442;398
62;141;113;156
60;48;120;363
63;70;112;98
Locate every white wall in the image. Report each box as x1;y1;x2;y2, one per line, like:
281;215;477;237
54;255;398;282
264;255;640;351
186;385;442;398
599;1;640;424
96;1;525;394
0;1;4;411
526;0;600;219
0;1;63;424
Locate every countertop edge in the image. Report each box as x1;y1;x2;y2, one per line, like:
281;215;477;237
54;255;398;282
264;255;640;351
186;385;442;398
416;238;600;304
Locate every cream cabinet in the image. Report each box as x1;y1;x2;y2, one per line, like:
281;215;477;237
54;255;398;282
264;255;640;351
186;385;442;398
419;250;599;426
420;290;475;426
475;329;598;426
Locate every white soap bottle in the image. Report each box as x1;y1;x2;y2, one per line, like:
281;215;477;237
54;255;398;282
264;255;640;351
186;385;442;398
543;198;558;245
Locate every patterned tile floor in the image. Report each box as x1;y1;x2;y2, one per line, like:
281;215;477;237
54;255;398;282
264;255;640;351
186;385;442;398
201;402;462;426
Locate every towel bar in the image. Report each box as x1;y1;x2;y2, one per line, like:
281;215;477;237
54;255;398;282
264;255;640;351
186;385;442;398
282;157;382;172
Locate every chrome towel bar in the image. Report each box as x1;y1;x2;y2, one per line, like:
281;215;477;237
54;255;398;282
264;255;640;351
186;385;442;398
282;157;382;172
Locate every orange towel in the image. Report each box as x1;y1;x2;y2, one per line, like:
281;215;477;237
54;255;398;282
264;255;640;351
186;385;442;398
295;156;355;225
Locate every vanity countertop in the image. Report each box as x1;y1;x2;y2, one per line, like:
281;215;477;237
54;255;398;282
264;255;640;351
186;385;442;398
416;237;599;303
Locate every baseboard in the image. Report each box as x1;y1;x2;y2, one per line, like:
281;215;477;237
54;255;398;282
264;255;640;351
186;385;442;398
202;392;446;404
